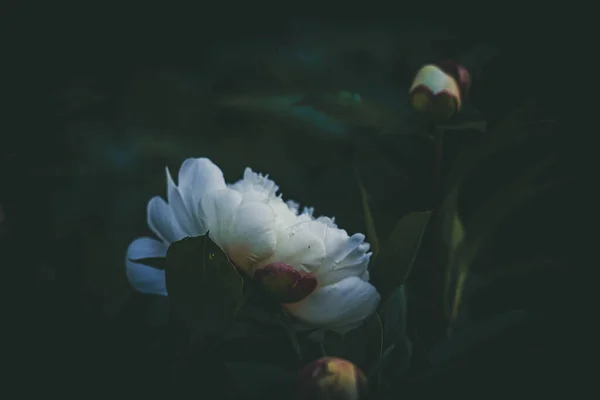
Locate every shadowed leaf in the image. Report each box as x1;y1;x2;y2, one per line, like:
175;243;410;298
379;286;412;378
428;310;530;367
440;189;464;317
224;362;296;400
296;92;403;131
276;311;303;363
446;155;568;320
470;257;567;292
443;99;554;194
355;167;380;259
323;313;383;373
165;234;244;344
371;211;432;305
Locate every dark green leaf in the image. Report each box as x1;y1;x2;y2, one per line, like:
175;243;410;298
369;286;413;384
128;256;166;270
443;99;553;194
323;313;383;372
428;310;530;366
355;167;380;259
165;234;244;344
437;119;487;133
296;92;402;130
440;189;464;319
276;311;303;362
446;155;568;320
471;258;567;291
224;362;296;400
371;211;432;305
381;287;412;377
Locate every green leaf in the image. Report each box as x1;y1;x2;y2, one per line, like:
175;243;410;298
428;310;530;366
296;92;402;130
380;286;412;378
355;167;380;259
323;313;383;373
218;91;404;134
446;155;568;320
471;257;566;291
443;99;552;194
440;189;464;318
165;234;244;344
371;211;432;305
224;362;296;400
276;311;303;362
437;119;487;133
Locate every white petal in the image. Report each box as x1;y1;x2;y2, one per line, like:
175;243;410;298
147;196;187;244
264;225;326;273
283;276;380;334
286;200;300;215
269;196;301;226
316;215;338;228
307;221;364;268
125;237;168;295
317;252;372;286
230;168;279;201
301;206;315;217
166;167;198;235
177;158;227;233
224;202;278;271
201;188;243;245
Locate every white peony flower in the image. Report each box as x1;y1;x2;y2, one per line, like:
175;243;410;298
126;157;380;333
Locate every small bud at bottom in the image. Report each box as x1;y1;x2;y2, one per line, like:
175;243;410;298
296;357;370;400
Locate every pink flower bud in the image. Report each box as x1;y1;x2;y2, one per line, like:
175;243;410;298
409;63;470;123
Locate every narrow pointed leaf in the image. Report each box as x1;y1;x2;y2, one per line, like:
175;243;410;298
372;211;432;305
355;167;380;259
380;286;412;378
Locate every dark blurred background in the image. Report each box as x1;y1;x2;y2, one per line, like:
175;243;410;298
3;4;582;397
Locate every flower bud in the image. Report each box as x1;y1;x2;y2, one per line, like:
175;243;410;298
296;357;369;400
254;262;318;304
409;63;470;123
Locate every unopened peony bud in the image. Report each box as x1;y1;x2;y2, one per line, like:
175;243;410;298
409;63;470;123
296;357;370;400
254;262;318;304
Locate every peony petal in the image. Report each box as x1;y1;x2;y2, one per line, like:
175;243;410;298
283;276;380;334
286;200;300;215
224;202;278;271
264;225;326;273
126;237;168;295
177;158;227;233
307;222;367;273
269;196;301;225
315;215;338;228
230;168;279;202
317;252;372;286
326;233;365;265
201;188;243;245
147;196;187;244
166;167;198;236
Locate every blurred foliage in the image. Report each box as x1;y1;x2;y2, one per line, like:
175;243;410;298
3;12;576;399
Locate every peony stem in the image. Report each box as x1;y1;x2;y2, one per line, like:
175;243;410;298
431;127;445;323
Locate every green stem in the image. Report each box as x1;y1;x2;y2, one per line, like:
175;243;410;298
431;127;445;322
